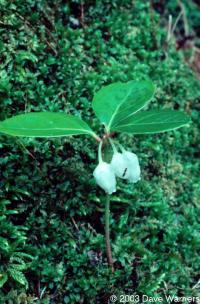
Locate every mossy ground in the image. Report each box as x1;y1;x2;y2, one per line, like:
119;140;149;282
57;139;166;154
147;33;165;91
0;1;200;303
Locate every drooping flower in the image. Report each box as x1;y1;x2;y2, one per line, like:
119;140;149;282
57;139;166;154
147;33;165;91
110;148;141;183
93;161;116;194
110;152;129;179
122;151;141;183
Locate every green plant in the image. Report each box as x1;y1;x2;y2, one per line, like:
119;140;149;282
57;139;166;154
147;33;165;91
0;200;34;290
0;1;199;302
0;79;190;271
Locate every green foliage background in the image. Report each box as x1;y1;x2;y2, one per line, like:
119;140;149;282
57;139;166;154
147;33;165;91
0;0;200;303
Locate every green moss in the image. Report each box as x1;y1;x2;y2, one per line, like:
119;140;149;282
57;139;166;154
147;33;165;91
0;0;200;303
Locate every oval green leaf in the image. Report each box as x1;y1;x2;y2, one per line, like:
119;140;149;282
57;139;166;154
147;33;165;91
112;109;190;134
92;80;155;132
0;112;97;138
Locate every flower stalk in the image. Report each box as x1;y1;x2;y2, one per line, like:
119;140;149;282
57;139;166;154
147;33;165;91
94;137;141;271
98;140;103;163
105;193;114;272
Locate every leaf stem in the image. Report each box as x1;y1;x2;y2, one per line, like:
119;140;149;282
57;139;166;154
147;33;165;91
93;133;102;142
105;194;114;272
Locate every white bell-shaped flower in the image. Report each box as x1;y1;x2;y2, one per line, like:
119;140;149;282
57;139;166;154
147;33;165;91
122;151;141;183
111;152;129;179
93;161;116;194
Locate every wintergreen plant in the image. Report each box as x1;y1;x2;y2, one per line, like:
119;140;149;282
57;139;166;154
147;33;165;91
0;80;190;271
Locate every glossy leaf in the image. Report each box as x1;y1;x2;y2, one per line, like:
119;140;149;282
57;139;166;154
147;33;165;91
113;109;190;134
92;80;155;131
0;112;97;138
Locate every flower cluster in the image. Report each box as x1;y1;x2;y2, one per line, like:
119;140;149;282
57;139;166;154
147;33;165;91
93;141;140;194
